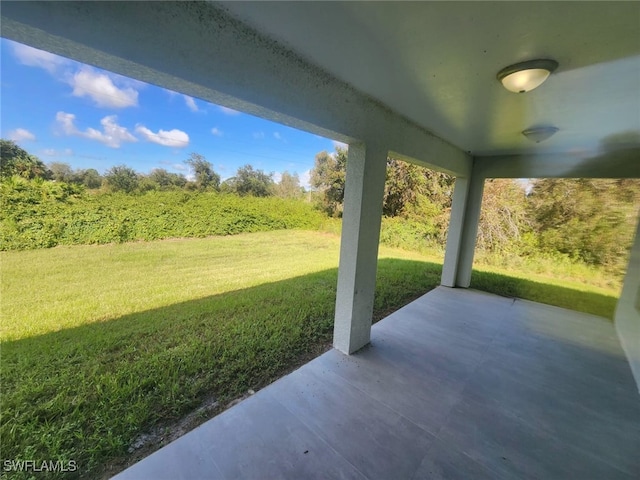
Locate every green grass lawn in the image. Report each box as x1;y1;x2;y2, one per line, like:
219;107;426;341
0;230;620;479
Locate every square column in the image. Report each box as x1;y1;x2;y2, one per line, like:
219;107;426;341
333;142;388;354
614;215;640;392
441;163;484;288
441;176;470;287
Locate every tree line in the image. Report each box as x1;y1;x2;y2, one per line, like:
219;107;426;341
2;138;638;276
0;140;305;199
310;146;640;276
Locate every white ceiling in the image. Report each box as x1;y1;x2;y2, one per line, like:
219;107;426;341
221;1;640;157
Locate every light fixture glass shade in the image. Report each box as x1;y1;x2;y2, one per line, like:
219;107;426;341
501;69;551;93
497;59;559;93
522;126;559;143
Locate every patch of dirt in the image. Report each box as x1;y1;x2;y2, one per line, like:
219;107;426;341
126;393;220;455
98;393;220;479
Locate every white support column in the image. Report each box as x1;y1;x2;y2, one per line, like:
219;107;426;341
440;162;484;288
441;176;471;287
614;216;640;393
333;142;388;354
455;168;485;287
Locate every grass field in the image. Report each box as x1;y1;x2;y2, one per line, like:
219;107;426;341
1;230;620;479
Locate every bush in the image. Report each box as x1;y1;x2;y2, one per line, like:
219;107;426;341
0;180;325;250
379;216;442;254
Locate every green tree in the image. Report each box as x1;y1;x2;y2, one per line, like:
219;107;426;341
48;162;74;183
379;158;455;246
185;153;220;190
220;176;237;194
310;147;454;221
234;164;274;197
477;179;532;254
75;168;103;189
310;148;347;216
48;163;104;189
274;171;303;199
148;168;187;189
527;178;640;273
104;165;139;193
1;139;50;179
383;159;453;218
383;158;428;217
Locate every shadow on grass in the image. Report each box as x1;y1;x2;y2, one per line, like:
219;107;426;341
471;270;618;320
1;258;442;480
1;258;617;479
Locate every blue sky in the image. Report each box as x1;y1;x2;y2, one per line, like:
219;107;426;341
1;38;341;187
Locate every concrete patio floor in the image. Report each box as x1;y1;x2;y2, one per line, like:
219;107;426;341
113;287;640;479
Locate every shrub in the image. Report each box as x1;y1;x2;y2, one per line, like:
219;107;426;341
0;180;325;250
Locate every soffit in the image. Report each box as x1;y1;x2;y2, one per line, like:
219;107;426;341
221;1;640;158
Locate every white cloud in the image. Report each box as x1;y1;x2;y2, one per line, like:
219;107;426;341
300;169;312;190
253;131;265;140
8;128;36;142
211;127;223;137
42;148;74;157
55;111;137;148
56;112;79;136
11;42;68;74
70;67;139;109
159;160;189;172
219;106;241;116
273;172;283;183
273;132;283;141
85;117;138;147
135;125;189;147
10;40;142;111
332;140;348;150
184;95;199;112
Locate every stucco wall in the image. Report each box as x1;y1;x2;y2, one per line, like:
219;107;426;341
615;217;640;394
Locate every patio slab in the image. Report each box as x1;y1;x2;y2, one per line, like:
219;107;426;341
113;287;640;479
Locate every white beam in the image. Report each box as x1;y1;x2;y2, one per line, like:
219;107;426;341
389;150;469;177
334;142;388;354
476;149;640;179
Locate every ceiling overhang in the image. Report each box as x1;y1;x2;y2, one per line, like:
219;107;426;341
2;1;639;178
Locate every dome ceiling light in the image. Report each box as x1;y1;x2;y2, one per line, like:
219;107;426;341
497;59;559;93
522;126;559;143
